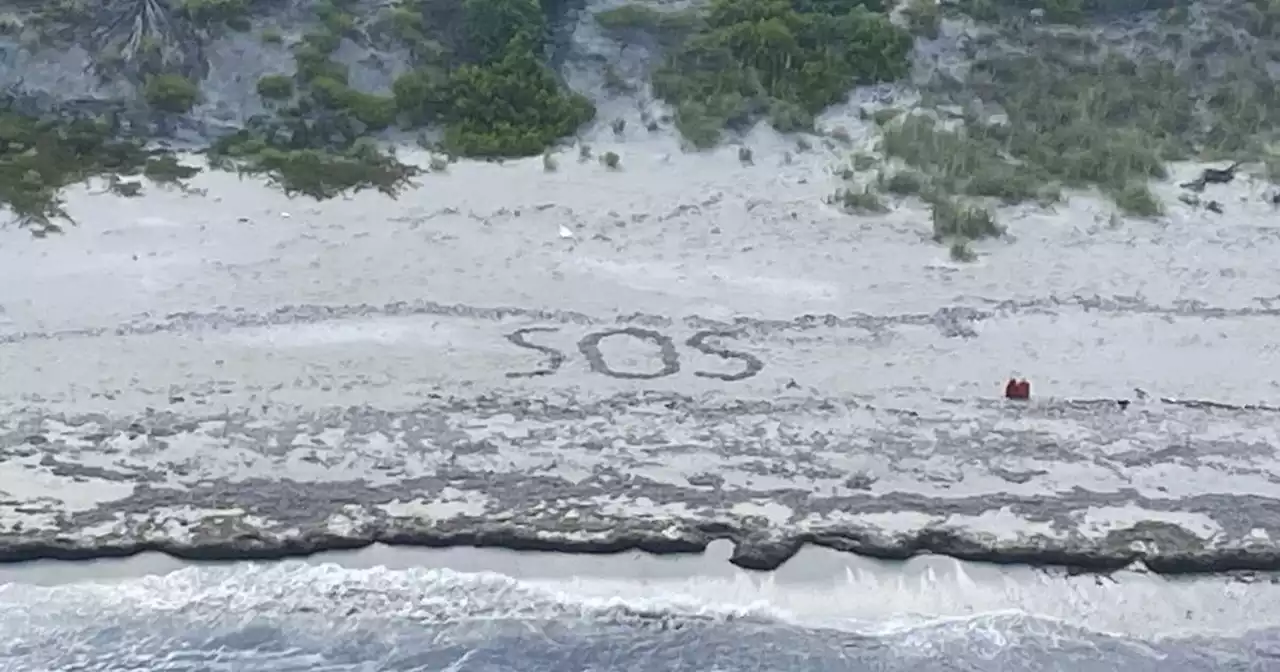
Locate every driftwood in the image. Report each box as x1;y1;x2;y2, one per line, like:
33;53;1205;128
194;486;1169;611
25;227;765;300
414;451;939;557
1179;161;1242;192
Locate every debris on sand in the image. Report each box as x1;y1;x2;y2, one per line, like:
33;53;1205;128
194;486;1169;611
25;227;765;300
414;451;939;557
1180;162;1242;192
1005;378;1031;400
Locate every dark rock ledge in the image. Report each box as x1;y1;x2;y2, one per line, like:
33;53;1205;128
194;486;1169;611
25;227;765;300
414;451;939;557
2;518;1277;576
3;393;1277;577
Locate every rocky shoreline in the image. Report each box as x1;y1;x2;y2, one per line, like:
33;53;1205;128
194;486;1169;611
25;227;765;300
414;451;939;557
3;510;1280;575
3;386;1278;576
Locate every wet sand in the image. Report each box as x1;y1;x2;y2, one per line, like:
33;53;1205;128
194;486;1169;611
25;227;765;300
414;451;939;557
3;541;1279;642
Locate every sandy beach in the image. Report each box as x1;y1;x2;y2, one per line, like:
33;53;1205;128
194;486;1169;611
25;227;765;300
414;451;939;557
1;124;1279;576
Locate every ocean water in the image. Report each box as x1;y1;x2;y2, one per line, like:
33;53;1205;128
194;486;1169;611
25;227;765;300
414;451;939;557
3;551;1279;672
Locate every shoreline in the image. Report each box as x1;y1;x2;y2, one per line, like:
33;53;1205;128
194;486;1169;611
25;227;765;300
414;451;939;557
4;536;1276;586
3;126;1279;607
0;539;749;586
5;540;1280;642
2;522;1280;576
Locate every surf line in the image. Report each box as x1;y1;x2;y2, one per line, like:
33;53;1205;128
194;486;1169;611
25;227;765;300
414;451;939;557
503;327;764;382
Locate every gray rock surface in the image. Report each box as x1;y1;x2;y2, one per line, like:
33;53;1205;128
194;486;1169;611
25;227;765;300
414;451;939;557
1;149;1278;573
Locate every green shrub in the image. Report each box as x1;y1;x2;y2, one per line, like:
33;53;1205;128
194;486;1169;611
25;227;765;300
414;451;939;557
386;4;428;43
310;78;398;130
881;169;926;195
1109;182;1163;217
949;239;977;262
894;38;1270;211
792;0;892;15
425;39;595;157
144;155;202;185
835;186;889;213
201;0;596;187
880;114;1045;203
462;0;545;63
671;102;725;148
301;28;343;56
144;74;201;113
295;52;349;86
316;0;357;36
376;1;596;158
391;68;445;125
929;196;1001;241
256;74;295;100
651;0;912;145
208;134;420;199
594;4;703;33
0;113;198;233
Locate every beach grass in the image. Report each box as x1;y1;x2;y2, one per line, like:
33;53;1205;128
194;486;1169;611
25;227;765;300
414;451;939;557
848;1;1280;245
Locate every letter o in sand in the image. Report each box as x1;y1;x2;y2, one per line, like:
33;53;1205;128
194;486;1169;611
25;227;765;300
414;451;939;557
577;328;681;380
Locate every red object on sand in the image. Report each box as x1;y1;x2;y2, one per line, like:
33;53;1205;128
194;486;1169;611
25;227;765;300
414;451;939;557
1005;378;1031;400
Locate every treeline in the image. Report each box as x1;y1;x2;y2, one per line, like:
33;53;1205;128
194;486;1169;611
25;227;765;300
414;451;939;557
0;0;917;230
220;0;914;159
209;0;596;193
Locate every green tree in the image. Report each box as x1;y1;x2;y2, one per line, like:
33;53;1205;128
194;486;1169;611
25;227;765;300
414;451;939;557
461;0;546;63
144;74;201;113
256;74;295;100
434;37;594;156
392;68;448;125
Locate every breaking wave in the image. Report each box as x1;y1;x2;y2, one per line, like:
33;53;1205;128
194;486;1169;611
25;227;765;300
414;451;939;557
2;554;1278;671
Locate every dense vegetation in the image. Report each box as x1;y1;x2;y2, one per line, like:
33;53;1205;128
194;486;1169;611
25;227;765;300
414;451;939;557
1;0;598;230
144;74;202;114
405;36;595;157
596;0;912;147
0;111;199;234
816;0;1280;259
6;0;1280;265
216;0;596;193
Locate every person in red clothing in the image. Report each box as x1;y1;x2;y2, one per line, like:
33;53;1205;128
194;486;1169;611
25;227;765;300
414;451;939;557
1005;377;1030;400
